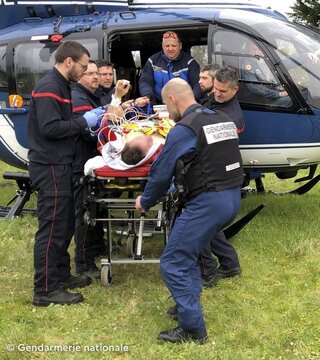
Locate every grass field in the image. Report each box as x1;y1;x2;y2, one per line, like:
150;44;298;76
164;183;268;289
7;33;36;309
0;161;319;360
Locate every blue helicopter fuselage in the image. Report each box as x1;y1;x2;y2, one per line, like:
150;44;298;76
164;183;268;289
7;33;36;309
0;1;320;175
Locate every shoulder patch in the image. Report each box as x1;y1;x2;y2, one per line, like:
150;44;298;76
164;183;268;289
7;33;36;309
153;66;163;72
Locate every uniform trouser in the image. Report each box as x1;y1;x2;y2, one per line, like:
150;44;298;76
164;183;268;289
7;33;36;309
199;230;240;278
29;163;75;293
73;178;105;272
160;187;241;332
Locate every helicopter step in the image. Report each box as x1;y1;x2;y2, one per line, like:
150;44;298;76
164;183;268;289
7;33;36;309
0;171;36;220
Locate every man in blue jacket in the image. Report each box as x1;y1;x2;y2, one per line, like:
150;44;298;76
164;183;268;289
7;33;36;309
139;31;201;104
135;78;243;344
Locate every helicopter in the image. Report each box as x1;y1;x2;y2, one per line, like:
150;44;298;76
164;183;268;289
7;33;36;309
0;0;320;213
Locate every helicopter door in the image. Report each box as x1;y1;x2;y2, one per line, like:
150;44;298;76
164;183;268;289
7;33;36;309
0;44;7;108
207;25;315;147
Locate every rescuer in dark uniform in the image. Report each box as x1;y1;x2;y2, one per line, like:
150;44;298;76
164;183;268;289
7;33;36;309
72;60;105;279
199;65;243;287
135;78;243;344
200;65;244;133
28;41;104;306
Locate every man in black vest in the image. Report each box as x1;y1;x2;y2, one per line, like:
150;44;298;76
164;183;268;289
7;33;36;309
135;78;243;344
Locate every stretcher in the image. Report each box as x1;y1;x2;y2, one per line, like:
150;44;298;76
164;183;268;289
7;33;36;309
82;161;176;287
82;110;265;286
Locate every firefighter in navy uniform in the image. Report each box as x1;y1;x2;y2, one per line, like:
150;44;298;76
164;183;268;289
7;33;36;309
28;41;104;307
135;78;243;344
72;60;105;279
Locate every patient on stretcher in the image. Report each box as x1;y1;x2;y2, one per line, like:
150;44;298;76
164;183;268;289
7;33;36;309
84;118;173;175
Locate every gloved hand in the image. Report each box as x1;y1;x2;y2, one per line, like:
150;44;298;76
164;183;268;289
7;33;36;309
83;107;105;127
92;107;105;116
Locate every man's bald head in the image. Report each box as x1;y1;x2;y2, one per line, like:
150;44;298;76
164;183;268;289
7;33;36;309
161;78;197;122
162;78;194;101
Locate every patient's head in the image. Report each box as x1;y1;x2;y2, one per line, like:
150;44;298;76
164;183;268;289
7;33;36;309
121;135;153;165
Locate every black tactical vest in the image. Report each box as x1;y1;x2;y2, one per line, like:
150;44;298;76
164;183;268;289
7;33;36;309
177;108;243;199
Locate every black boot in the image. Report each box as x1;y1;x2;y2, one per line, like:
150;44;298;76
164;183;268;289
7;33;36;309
33;288;83;307
60;274;92;290
217;266;242;278
202;271;220;288
166;304;178;321
77;266;101;280
158;326;208;344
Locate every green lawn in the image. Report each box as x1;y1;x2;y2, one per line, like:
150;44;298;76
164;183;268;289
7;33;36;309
0;161;319;360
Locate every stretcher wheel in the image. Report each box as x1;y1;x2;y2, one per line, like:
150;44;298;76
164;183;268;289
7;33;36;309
126;235;136;258
101;265;112;286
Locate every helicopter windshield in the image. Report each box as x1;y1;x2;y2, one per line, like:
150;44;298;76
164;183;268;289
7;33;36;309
219;10;320;110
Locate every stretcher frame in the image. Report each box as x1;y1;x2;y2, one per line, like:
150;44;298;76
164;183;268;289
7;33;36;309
82;166;175;286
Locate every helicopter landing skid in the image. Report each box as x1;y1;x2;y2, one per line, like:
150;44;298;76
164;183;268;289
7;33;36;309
224;203;265;240
272;173;320;195
242;171;320;196
0;171;36;220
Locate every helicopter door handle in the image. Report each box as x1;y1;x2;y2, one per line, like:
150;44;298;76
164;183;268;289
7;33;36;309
0;108;28;115
296;108;308;114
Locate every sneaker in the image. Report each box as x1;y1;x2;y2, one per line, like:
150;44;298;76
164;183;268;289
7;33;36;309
217;266;241;279
60;274;92;290
157;326;208;344
77;267;101;280
33;288;83;307
166;304;178;321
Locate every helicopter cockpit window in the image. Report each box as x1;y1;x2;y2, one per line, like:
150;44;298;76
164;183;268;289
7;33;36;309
217;10;320;110
274;37;320;109
14;39;98;97
0;45;7;88
211;30;292;108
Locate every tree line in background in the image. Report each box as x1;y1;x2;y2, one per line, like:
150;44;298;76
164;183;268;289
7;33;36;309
290;0;320;27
